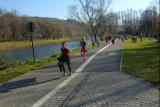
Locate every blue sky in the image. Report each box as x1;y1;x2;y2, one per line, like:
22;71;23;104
0;0;151;20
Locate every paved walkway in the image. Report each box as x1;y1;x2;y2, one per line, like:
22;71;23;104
0;40;159;107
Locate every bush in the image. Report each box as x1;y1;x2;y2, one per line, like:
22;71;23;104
25;57;35;64
0;59;21;70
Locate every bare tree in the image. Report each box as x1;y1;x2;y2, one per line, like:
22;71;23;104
68;0;112;41
106;12;118;35
118;9;147;36
149;0;159;38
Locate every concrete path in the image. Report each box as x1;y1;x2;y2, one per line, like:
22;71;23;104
0;40;159;107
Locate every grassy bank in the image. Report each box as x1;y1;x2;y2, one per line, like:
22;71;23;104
0;38;79;50
122;38;160;85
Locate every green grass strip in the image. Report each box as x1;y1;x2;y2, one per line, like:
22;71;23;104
122;37;160;85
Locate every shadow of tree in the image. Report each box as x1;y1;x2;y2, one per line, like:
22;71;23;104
0;76;63;93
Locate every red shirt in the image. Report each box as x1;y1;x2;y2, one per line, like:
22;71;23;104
61;48;70;59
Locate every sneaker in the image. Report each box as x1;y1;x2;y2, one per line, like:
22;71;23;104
69;72;72;76
63;73;66;76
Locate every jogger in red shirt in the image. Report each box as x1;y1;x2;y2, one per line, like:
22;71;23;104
58;42;72;76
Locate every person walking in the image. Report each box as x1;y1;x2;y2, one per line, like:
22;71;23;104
57;42;72;76
114;36;116;40
96;36;100;48
122;35;124;42
91;36;95;48
105;36;108;44
111;39;115;45
140;34;142;42
109;35;111;42
80;37;87;61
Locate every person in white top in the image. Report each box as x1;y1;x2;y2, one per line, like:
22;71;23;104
96;36;100;48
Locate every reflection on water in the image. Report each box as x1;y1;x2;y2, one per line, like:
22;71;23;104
0;40;91;62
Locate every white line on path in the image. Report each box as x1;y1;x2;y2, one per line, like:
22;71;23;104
32;42;113;107
120;41;123;72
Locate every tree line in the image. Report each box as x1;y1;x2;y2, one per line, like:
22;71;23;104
0;8;85;41
118;0;159;37
0;0;159;42
68;0;159;40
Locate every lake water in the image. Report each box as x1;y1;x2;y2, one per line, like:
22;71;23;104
0;40;91;62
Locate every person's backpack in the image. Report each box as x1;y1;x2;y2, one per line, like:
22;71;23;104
57;56;69;62
57;56;63;61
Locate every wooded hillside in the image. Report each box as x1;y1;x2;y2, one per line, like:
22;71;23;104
0;8;85;41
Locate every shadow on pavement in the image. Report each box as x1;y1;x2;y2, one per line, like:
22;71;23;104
0;76;63;93
38;64;57;70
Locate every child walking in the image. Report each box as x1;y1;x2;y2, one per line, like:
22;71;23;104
80;37;87;61
58;42;72;76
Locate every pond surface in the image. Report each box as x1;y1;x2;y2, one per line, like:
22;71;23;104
0;40;91;62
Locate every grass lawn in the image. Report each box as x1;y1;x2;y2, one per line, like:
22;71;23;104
122;38;160;85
